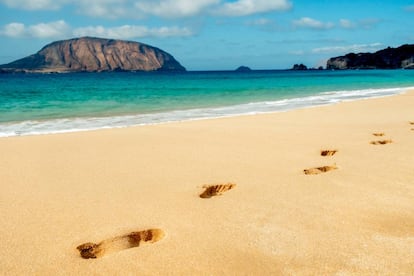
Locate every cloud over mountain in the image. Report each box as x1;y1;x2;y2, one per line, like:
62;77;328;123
0;20;192;39
0;0;292;18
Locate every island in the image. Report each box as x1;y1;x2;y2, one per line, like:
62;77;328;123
291;64;308;70
0;37;186;73
327;44;414;70
235;66;252;72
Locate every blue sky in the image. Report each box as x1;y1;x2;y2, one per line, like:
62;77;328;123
0;0;413;70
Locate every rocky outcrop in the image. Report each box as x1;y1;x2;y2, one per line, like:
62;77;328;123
0;37;186;73
235;66;252;72
291;64;308;70
327;44;414;70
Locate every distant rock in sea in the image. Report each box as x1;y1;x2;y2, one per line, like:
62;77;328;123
235;66;252;72
0;37;186;73
327;44;414;70
291;64;308;70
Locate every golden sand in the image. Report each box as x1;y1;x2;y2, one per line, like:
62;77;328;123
1;91;413;275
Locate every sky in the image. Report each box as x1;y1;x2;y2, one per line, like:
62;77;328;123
0;0;413;70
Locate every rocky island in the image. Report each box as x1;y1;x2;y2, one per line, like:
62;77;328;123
0;37;186;73
235;66;252;72
291;64;308;70
327;44;414;70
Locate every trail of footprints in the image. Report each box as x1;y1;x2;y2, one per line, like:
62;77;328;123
76;184;237;259
77;122;412;259
303;149;338;175
370;130;395;145
304;127;400;175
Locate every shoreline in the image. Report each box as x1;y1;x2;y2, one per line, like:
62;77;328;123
1;91;413;274
1;85;413;138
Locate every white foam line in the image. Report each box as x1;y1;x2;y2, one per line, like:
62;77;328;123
0;86;412;138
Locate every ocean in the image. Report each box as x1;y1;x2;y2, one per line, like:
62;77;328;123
1;69;414;137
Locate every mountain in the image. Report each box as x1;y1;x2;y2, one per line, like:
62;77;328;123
0;37;186;73
327;44;414;70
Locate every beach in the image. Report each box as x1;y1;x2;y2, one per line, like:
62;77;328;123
1;90;413;275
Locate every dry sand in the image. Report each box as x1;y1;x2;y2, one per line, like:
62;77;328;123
1;91;414;275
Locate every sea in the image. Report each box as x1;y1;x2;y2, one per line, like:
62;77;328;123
1;69;414;137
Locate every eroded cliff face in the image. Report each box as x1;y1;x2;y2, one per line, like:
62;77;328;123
327;44;414;70
0;37;186;73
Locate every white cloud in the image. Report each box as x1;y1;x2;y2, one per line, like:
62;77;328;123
73;25;193;39
135;0;219;18
1;0;293;19
28;20;71;38
293;17;334;30
1;23;26;37
245;18;281;32
216;0;291;16
339;19;356;29
289;50;305;56
1;20;193;39
312;43;383;55
0;20;70;38
0;0;67;10
76;0;131;19
338;18;381;30
358;18;381;29
247;18;274;26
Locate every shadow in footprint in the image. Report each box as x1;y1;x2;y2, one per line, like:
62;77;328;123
370;140;392;145
77;228;165;259
200;183;236;198
320;150;337;156
372;133;385;137
304;165;338;175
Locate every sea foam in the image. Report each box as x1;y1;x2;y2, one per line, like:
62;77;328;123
0;86;411;137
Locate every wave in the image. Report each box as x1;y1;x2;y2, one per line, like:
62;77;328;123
0;86;412;137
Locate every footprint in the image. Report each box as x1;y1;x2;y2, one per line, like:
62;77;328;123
372;133;385;137
200;183;236;198
409;122;414;125
77;228;165;259
320;150;337;156
370;140;392;145
304;165;338;175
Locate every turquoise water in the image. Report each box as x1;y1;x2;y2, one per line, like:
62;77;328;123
0;70;413;137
